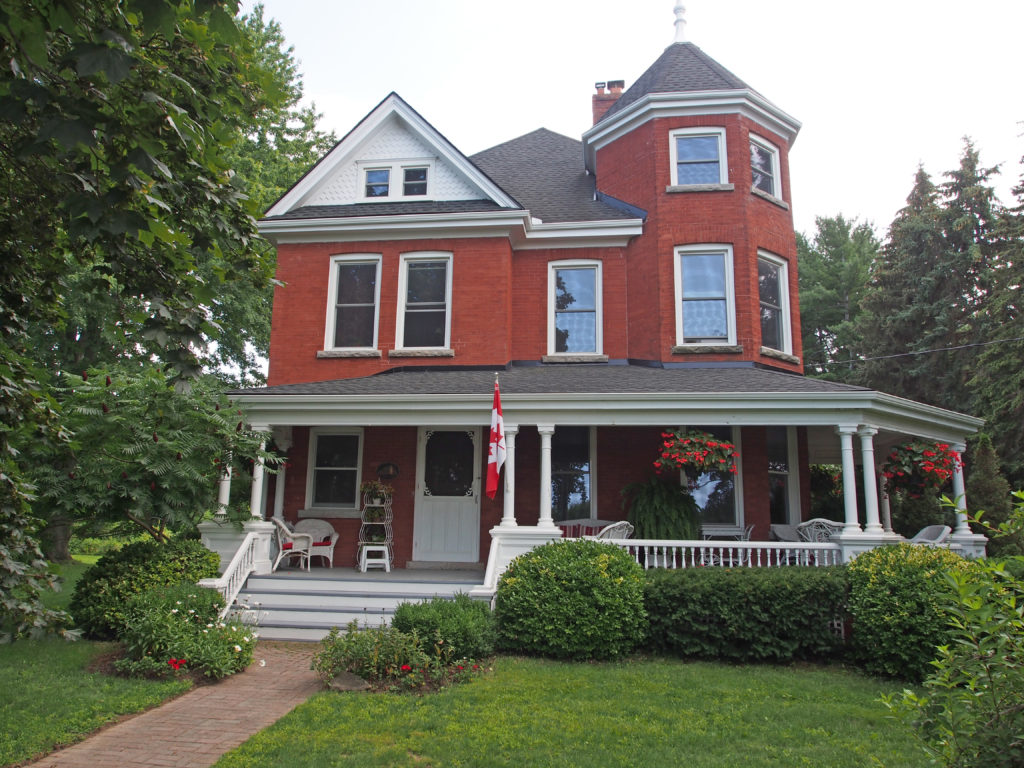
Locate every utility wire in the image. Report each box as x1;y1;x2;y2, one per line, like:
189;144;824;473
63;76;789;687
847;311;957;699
811;335;1024;368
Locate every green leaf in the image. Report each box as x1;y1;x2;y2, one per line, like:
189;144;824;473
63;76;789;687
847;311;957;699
73;43;134;84
38;118;95;150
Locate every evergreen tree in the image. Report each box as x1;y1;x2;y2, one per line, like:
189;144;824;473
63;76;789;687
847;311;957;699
965;435;1019;557
797;215;878;379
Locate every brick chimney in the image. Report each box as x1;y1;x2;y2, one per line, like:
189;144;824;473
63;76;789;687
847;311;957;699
592;80;624;125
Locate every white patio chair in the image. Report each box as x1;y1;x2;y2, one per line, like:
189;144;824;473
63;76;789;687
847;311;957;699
910;524;951;546
770;524;801;542
294;518;339;568
272;518;312;571
589;521;634;540
796;518;844;542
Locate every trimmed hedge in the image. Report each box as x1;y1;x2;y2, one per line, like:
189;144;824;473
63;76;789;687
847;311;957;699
70;538;220;639
644;566;848;662
392;593;496;659
495;539;647;660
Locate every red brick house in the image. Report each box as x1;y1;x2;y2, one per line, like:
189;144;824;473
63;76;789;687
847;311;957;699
224;23;984;591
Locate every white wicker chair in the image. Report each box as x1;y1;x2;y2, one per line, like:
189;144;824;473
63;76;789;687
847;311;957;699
910;524;951;546
796;518;844;542
294;519;340;568
589;520;635;540
272;518;312;572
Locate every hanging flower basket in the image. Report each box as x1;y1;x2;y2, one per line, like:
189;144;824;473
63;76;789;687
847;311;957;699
881;441;961;498
654;430;739;481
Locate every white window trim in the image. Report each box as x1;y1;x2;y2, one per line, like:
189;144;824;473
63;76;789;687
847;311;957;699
547;260;603;356
359;158;434;202
669;127;728;186
749;133;781;199
551;425;598;519
395;251;453;350
323;254;381;351
304;427;364;512
673;244;736;347
757;250;792;355
681;425;744;537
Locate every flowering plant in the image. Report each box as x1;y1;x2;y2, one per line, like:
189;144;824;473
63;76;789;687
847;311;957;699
359;479;394;499
654;430;739;477
881;441;961;497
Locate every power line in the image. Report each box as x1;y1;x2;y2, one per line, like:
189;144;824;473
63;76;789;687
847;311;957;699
812;335;1024;368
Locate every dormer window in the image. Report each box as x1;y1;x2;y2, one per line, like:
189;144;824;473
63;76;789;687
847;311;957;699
670;127;728;186
750;135;781;198
360;160;432;201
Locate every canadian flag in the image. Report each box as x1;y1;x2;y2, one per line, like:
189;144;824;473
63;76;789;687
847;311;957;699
485;376;506;499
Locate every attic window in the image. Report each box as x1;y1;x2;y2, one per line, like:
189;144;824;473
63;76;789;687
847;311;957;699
360;160;433;201
365;169;390;197
403;167;428;196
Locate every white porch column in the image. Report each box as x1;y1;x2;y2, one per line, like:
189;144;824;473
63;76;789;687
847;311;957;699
249;441;267;519
537;424;557;529
500;425;518;527
243;424;275;575
951;442;970;535
837;426;861;534
216;465;232;518
858;426;883;534
879;480;894;534
271;427;292;521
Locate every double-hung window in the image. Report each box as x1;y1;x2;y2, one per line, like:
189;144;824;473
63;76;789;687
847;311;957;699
767;426;798;525
670;127;727;186
396;252;452;350
549;261;602;355
307;429;363;510
551;426;594;522
757;252;791;354
325;255;380;350
674;245;736;346
749;135;781;198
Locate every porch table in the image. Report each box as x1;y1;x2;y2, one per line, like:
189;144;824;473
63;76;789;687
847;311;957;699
557;518;615;538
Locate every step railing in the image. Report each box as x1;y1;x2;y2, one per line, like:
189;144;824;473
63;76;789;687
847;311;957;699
198;531;260;617
600;538;843;568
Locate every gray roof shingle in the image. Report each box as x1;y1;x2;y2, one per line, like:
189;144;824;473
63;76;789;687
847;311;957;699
262;200;509;221
600;42;754;123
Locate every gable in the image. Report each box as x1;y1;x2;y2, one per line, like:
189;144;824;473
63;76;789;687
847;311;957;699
266;93;519;218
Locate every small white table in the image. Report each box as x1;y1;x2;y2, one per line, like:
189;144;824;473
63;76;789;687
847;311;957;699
359;545;391;573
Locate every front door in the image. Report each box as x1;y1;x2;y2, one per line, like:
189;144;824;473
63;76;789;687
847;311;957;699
412;427;481;562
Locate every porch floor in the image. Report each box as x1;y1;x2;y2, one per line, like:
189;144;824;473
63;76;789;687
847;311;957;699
235;566;486;642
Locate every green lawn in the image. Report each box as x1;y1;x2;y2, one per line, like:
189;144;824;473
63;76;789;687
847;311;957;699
214;656;928;768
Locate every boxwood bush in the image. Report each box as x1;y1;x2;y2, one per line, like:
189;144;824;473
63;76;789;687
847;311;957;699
392;593;496;659
644;566;848;662
494;539;646;660
70;538;220;639
847;542;975;681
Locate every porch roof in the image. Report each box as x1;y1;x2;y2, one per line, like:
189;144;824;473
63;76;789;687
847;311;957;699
235;364;982;459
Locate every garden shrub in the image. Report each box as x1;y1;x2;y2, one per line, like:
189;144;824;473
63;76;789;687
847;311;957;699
643;566;848;662
312;622;432;683
114;584;256;679
494;539;646;660
847;542;974;681
70;538;220;639
392;593;496;659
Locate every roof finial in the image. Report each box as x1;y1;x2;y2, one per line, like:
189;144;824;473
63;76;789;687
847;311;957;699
673;0;687;43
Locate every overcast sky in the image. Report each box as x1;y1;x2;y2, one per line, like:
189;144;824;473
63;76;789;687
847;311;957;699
240;0;1023;238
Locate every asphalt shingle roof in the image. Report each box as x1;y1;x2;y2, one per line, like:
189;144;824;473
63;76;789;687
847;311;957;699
239;364;869;398
262;200;508;221
470;129;636;223
600;42;754;123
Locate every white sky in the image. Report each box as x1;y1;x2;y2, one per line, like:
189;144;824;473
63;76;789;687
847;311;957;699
241;0;1023;238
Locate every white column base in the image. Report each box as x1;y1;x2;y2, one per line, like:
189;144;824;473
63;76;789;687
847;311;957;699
242;519;276;575
468;525;564;602
950;531;988;559
835;530;901;563
198;519;247;573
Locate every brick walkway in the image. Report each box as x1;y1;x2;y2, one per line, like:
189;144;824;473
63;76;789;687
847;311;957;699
26;642;320;768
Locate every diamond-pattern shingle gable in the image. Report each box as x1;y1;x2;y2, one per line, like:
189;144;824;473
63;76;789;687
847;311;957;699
471;128;636;223
600;42;754;123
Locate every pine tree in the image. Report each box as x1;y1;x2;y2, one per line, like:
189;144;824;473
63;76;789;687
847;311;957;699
966;435;1020;556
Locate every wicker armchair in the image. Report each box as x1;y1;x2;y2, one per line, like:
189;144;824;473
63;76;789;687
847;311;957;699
589;521;635;540
294;519;339;568
271;518;312;572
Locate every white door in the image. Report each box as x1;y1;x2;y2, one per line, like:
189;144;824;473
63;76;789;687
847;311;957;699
412;427;481;562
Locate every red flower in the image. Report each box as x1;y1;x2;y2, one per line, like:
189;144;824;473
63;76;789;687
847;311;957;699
168;658;187;670
400;664;412;671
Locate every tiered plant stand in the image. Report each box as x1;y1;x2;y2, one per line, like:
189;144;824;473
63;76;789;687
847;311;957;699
357;493;393;571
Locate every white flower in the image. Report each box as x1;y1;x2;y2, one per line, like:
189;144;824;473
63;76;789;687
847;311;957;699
202;629;208;634
188;609;195;614
230;626;237;631
207;623;213;628
233;644;241;652
243;636;250;642
175;601;182;605
171;609;178;614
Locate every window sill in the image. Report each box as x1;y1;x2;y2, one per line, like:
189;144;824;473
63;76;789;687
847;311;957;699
542;354;609;364
317;349;382;358
672;344;743;354
751;187;789;209
760;346;800;364
298;508;361;520
666;183;734;194
388;348;455;358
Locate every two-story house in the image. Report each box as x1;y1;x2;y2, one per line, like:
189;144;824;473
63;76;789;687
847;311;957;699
230;14;984;586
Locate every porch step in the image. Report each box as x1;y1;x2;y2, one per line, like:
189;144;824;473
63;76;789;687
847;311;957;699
234;568;484;642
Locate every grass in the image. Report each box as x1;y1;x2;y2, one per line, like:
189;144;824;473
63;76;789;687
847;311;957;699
214;656;928;768
0;558;190;766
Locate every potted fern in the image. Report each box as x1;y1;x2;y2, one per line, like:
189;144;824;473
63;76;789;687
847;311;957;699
621;475;700;540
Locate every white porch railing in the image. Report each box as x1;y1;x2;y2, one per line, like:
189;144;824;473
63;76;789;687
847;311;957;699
198;531;260;617
599;538;843;568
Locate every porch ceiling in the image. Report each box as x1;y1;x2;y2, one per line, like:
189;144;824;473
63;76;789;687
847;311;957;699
234;364;982;448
